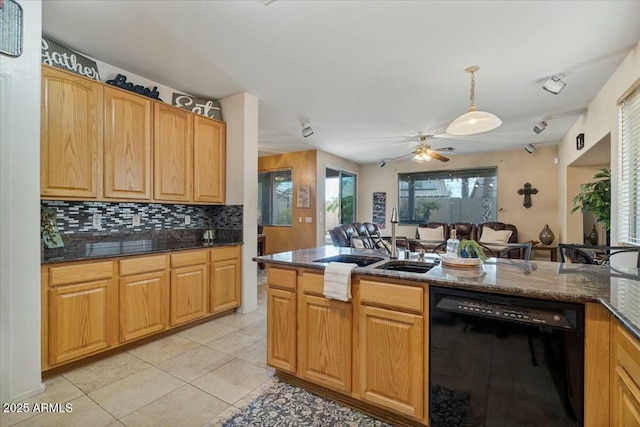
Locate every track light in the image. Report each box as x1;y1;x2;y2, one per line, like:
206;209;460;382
301;123;314;138
378;160;386;168
525;144;536;154
542;74;566;95
533;120;547;134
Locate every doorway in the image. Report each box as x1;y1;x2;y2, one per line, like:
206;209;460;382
325;168;357;244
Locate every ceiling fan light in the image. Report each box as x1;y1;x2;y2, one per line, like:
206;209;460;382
446;110;502;136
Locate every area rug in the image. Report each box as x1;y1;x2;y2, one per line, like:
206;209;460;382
219;380;392;427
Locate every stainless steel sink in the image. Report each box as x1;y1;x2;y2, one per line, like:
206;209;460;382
374;260;436;274
313;254;384;267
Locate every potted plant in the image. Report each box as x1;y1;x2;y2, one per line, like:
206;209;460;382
571;168;611;231
456;239;487;261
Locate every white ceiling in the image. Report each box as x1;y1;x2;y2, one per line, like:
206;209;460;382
42;1;640;164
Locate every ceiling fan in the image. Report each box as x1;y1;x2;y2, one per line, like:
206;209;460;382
387;135;454;163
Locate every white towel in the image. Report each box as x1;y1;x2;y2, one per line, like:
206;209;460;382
323;262;357;302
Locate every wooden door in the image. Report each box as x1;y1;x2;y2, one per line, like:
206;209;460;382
104;87;152;199
119;271;169;342
358;305;424;419
41;66;103;199
48;279;116;365
298;293;352;392
193;116;226;203
170;264;208;326
153;104;193;202
210;247;241;313
267;288;297;373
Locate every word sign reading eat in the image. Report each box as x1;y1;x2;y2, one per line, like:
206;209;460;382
106;74;162;100
172;93;222;121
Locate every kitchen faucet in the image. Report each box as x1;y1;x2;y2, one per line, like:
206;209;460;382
390;206;399;259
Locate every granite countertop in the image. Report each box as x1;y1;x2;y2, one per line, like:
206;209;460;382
42;228;243;264
254;246;640;340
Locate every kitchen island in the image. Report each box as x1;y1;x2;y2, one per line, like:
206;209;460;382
256;245;640;427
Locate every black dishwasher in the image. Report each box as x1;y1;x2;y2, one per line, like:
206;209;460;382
429;286;584;427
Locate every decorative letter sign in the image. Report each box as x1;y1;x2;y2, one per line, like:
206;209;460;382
172;93;223;121
41;38;100;80
105;74;162;100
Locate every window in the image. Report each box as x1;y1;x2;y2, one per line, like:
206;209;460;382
398;168;497;224
618;82;640;244
258;170;292;226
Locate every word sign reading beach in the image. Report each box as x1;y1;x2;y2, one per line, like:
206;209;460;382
106;74;162;100
41;38;100;80
172;93;222;121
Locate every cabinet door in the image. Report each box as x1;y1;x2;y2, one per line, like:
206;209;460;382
612;366;640;427
120;271;169;342
170;264;208;326
267;288;296;373
298;293;352;392
48;279;116;365
358;305;424;419
193;116;226;203
104;87;152;199
210;256;241;313
41;66;103;198
154;104;193;202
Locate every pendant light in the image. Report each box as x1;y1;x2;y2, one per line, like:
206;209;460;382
446;66;502;136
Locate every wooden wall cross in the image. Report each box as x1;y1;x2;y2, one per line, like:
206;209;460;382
517;183;538;208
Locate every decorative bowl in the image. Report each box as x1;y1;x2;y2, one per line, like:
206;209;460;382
440;253;483;268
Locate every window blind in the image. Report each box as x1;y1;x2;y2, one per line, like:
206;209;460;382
618;84;640;244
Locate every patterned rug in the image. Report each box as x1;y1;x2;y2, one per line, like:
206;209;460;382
219;380;392;427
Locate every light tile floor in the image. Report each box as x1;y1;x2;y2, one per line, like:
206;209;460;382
1;273;270;427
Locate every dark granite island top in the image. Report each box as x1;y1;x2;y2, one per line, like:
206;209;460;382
255;245;640;340
42;229;243;264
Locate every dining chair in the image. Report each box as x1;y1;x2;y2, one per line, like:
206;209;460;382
557;244;640;268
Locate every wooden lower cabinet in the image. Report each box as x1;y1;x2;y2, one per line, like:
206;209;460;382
358;304;424;419
267;287;297;373
298;293;352;392
119;270;169;342
611;320;640;426
170;264;208;326
48;278;117;366
210;246;242;313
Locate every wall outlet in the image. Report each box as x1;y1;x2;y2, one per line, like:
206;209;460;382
184;215;191;225
92;213;102;228
132;214;141;226
305;217;312;223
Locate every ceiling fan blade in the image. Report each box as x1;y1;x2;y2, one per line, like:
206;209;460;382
427;150;450;162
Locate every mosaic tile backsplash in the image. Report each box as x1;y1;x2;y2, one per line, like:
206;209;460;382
41;201;243;234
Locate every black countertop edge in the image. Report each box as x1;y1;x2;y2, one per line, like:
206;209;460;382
43;240;244;264
600;299;640;342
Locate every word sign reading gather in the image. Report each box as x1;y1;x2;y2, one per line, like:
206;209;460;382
106;74;162;100
41;38;100;80
172;93;222;121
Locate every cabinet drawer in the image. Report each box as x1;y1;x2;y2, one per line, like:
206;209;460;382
615;323;640;385
170;250;208;268
49;261;113;286
211;245;241;262
358;279;423;314
120;254;167;276
300;272;324;296
268;267;297;291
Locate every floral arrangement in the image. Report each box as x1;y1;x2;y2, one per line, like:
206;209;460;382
456;239;487;261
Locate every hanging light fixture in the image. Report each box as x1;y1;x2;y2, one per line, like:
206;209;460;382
446;66;502;136
413;145;432;163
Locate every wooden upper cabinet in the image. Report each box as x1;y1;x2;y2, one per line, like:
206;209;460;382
104;87;152;200
154;104;193;202
41;66;103;199
194;117;226;204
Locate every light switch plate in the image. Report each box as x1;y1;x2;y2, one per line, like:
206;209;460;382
92;213;101;228
184;215;191;225
132;214;141;226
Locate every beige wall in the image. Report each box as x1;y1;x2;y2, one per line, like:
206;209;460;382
259;150;318;253
357;145;560;244
559;41;640;244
